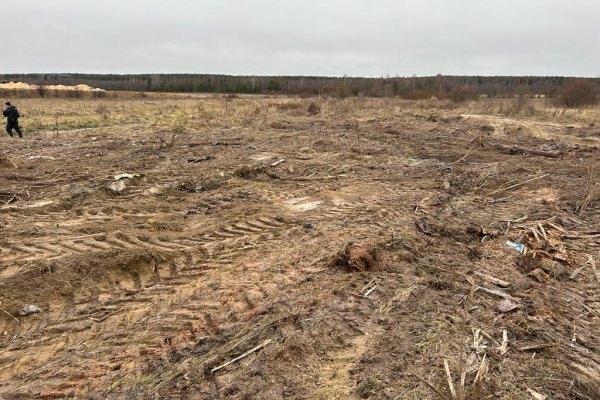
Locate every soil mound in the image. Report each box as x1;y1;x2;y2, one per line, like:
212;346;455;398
330;242;379;272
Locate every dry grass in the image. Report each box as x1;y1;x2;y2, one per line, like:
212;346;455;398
1;94;600;399
578;165;600;216
8;95;600;137
0;152;17;168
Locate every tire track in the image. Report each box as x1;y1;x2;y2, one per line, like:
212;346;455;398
1;183;408;397
0;213;293;266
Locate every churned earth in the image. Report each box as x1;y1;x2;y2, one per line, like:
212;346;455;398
1;96;599;399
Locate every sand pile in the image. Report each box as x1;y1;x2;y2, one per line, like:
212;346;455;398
0;81;104;91
0;82;34;90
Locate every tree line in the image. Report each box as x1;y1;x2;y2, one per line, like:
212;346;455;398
1;73;598;100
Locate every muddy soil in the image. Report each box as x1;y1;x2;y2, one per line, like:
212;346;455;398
0;98;599;399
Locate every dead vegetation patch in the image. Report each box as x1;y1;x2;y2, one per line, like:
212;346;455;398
2;97;600;399
0;152;16;169
235;165;280;180
307;102;321;115
177;177;222;193
329;242;380;272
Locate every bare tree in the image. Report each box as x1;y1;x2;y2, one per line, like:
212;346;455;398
36;84;48;98
559;79;597;107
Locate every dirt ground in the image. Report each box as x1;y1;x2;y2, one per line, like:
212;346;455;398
0;96;599;399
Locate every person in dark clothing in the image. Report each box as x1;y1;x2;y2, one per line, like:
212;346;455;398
2;102;23;138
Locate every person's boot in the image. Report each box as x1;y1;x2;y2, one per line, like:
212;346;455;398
8;133;13;138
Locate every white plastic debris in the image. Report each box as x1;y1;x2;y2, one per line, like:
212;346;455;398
506;240;526;254
114;173;138;180
19;304;42;317
28;156;56;160
108;180;127;192
109;173;139;192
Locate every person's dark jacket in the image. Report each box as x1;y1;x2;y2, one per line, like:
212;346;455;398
3;106;20;123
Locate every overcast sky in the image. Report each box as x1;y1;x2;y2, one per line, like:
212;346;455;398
6;0;600;76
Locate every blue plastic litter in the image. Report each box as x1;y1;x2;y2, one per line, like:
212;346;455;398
506;240;526;253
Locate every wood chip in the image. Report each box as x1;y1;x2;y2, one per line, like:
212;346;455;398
360;278;376;294
476;286;515;300
569;266;585;280
527;388;547;400
211;339;272;373
547;222;567;233
363;285;378;297
527;268;550;283
498;330;509;355
474;271;511;288
498;299;520;313
530;226;541;242
538;224;548;241
443;359;457;399
519;343;558;352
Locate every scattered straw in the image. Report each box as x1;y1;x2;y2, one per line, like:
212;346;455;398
0;153;17;169
379;285;416;314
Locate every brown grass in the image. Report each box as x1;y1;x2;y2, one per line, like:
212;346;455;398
1;95;600;399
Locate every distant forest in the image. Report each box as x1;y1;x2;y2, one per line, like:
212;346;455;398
1;73;599;99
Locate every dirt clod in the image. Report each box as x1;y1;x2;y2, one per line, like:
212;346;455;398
415;217;433;235
330;242;379;272
235;165;280;180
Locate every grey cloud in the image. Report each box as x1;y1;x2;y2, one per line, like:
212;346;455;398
7;0;600;76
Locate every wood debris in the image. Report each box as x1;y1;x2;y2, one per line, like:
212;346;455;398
474;271;511;288
494;143;561;159
527;388;548;400
519;343;558;352
498;299;520;313
497;330;509;355
476;285;516;300
211;339;272;373
270;159;285;167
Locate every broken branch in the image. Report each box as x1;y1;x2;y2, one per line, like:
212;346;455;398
488;174;549;196
494;144;560;158
211;339;272;373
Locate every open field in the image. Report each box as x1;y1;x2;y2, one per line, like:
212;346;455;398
1;96;600;399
